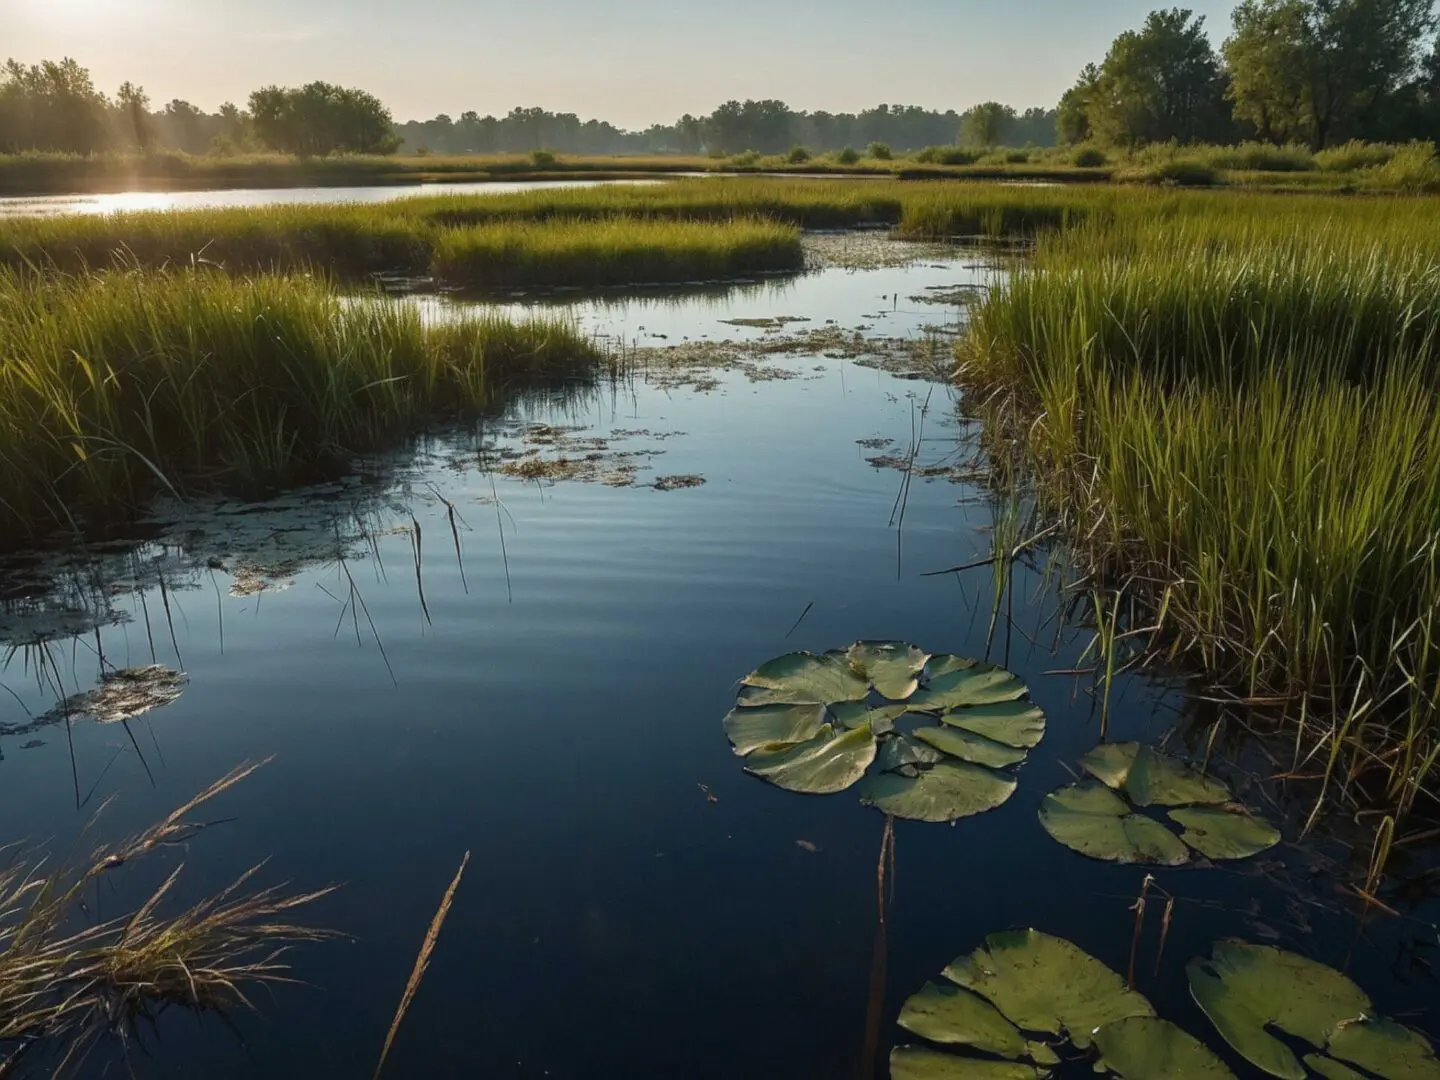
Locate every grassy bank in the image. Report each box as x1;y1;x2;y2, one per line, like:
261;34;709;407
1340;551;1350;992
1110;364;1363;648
960;196;1440;821
3;140;1437;198
0;266;606;543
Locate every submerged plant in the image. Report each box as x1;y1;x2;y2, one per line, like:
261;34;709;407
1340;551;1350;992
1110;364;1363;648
723;642;1044;823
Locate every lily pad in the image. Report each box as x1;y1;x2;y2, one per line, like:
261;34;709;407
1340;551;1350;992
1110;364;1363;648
944;929;1155;1049
830;701;909;733
740;651;870;706
1169;807;1281;861
1038;783;1190;866
940;701;1046;749
1081;742;1230;808
914;726;1029;769
1304;1056;1370;1080
722;703;826;756
925;654;979;679
744;724;877;794
849;641;931;701
1187;941;1373;1080
877;733;946;773
889;1047;1043;1080
1325;1017;1440;1080
1093;1017;1237;1079
897;982;1027;1059
1078;742;1140;789
910;665;1028;712
860;759;1017;823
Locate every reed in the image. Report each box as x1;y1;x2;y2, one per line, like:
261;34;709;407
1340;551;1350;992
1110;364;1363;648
0;265;606;543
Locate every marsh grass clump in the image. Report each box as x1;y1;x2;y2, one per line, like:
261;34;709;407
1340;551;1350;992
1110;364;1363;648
429;216;803;288
961;196;1440;821
0;761;336;1076
0;265;605;542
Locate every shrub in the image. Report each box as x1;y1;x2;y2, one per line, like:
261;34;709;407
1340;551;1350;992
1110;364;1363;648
786;146;812;164
1204;141;1314;172
866;142;893;160
530;149;557;168
1118;159;1220;187
1360;142;1440;193
1315;140;1409;173
730;150;761;168
835;147;861;165
1071;146;1108;168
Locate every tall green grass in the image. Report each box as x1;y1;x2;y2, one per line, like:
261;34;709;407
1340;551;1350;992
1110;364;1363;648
430;217;801;288
962;199;1440;818
0;266;605;542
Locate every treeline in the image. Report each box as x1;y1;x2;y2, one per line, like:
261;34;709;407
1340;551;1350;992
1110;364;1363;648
1060;1;1440;149
395;103;1058;156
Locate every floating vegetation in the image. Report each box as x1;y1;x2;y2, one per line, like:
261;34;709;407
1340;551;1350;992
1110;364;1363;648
1039;743;1279;866
653;475;706;491
4;666;190;738
1188;941;1440;1080
723;644;1043;823
492;424;672;488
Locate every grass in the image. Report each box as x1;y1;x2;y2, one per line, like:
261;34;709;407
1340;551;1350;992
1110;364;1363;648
0;265;607;544
429;217;803;287
0;761;335;1076
959;195;1440;825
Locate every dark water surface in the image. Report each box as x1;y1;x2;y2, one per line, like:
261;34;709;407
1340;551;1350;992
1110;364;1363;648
0;248;1434;1079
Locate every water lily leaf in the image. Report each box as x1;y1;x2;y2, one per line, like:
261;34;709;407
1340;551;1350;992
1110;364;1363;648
1025;1042;1059;1067
1127;745;1231;808
944;929;1154;1050
722;703;826;757
744;724;877;794
897;981;1027;1059
914;726;1028;769
860;760;1016;822
1079;742;1140;789
849;641;930;700
1093;1017;1237;1079
739;651;869;705
910;665;1028;712
1168;807;1281;861
877;733;946;772
830;702;909;733
1187;941;1372;1080
926;654;979;679
1038;783;1189;866
1325;1017;1440;1080
889;1047;1043;1080
941;701;1046;749
1304;1055;1369;1080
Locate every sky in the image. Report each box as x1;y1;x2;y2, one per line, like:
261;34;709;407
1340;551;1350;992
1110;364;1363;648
7;0;1239;127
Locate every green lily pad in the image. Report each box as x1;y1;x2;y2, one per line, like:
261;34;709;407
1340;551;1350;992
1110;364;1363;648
1169;807;1281;861
1025;1042;1059;1067
889;1047;1043;1080
1078;742;1140;789
744;724;877;794
849;641;930;701
860;760;1017;823
877;733;946;773
739;651;870;706
722;703;826;756
910;665;1028;712
914;726;1028;769
925;654;979;679
896;981;1027;1059
1038;783;1189;866
944;929;1155;1050
1325;1017;1440;1080
940;701;1046;749
830;701;909;733
1187;941;1373;1080
1093;1016;1237;1079
1081;743;1230;808
1304;1055;1369;1080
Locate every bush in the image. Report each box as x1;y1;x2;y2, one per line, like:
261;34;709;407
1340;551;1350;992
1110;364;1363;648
1120;159;1220;187
1359;142;1440;193
530;149;557;168
1204;141;1314;172
835;147;861;165
866;142;893;160
1314;140;1408;173
1071;146;1108;168
730;150;761;168
786;146;812;164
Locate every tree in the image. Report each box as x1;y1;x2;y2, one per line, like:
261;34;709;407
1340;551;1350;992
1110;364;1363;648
248;82;398;156
0;57;110;153
1225;0;1437;148
1087;8;1231;145
1057;65;1103;143
960;101;1016;146
117;82;151;151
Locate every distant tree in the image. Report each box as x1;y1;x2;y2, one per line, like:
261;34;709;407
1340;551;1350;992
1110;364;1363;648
1087;8;1231;145
248;82;398;156
1058;64;1102;143
960;101;1017;146
0;57;110;153
117;81;151;151
1224;0;1436;148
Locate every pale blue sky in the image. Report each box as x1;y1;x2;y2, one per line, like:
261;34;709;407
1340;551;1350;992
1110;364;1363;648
9;0;1238;126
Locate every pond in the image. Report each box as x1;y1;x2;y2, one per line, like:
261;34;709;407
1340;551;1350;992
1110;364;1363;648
0;176;670;218
0;238;1434;1079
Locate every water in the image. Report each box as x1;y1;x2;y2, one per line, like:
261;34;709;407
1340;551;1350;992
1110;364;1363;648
0;177;669;219
0;245;1434;1079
